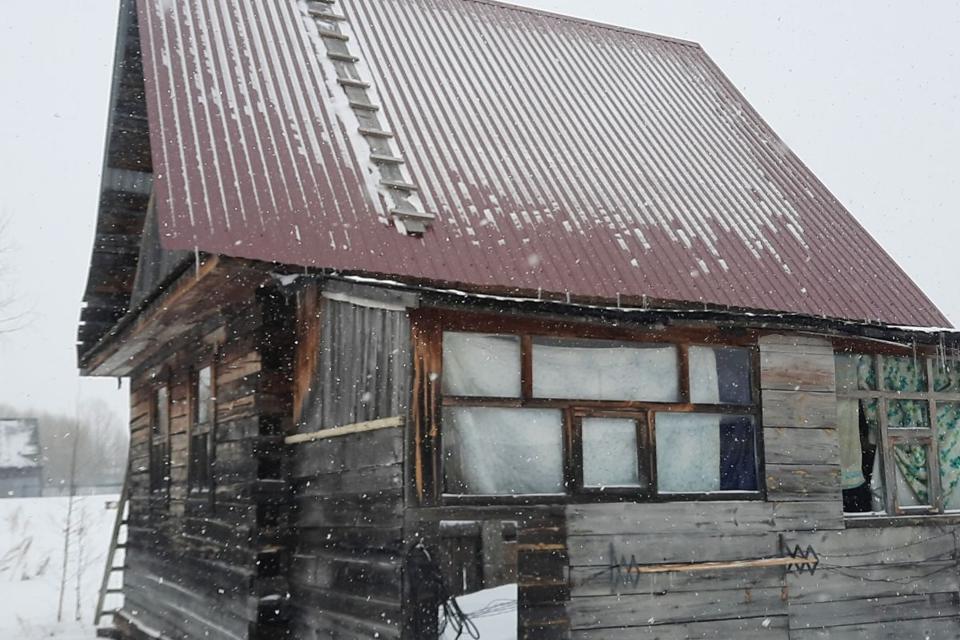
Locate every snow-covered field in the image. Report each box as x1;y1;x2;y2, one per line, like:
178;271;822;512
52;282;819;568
0;495;119;640
440;584;518;640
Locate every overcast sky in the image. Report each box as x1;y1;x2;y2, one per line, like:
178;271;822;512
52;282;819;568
0;1;958;422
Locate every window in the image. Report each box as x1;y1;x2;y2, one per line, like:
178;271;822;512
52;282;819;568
188;366;215;500
836;353;960;515
150;386;170;500
436;328;761;500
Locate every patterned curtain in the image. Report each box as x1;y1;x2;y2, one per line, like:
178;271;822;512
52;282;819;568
880;356;929;505
935;362;960;509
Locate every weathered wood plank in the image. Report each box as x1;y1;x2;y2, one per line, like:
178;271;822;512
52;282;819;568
763;427;840;466
762;390;836;429
790;592;960;630
566;502;774;536
569;615;789;639
567;532;777;567
772;500;844;531
787;561;960;604
765;464;841;501
789;616;960;640
760;350;835;392
791;526;958;567
569;564;782;597
566;587;787;630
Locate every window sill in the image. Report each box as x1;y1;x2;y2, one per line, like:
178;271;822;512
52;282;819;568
438;491;764;507
844;513;960;528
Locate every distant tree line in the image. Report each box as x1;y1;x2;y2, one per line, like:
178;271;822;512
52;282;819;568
0;398;128;492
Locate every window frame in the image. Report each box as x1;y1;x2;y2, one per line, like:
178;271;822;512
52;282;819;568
149;383;171;507
412;309;765;506
836;348;960;517
187;361;216;511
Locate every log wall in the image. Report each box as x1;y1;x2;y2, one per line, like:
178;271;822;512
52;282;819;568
119;288;294;640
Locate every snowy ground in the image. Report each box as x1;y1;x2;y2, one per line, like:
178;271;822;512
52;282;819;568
440;584;517;640
0;495;119;640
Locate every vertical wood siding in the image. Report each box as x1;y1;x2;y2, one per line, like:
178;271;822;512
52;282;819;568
289;292;413;639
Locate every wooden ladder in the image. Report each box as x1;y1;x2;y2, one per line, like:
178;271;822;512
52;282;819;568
94;470;129;629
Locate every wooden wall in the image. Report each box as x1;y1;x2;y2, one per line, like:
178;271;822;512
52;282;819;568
118;288;294;640
760;334;844;533
562;502;788;639
288;424;406;640
288;289;413;640
533;334;960;640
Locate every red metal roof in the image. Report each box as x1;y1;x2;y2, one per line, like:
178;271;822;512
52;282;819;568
135;0;948;327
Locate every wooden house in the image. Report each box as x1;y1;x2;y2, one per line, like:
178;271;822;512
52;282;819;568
79;0;960;638
0;418;43;498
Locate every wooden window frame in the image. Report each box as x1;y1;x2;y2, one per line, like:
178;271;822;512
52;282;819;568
836;349;959;517
187;359;216;512
149;383;171;508
412;309;765;506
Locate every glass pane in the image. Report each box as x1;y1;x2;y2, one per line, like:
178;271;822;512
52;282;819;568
690;346;751;405
656;413;757;493
442;333;521;398
442;407;564;495
880;356;927;393
533;338;678;402
155;387;169;436
582;418;642;488
886;400;929;429
893;443;931;507
933;360;960;394
939;402;960;510
196;366;212;426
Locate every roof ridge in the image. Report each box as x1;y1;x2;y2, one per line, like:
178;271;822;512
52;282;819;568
459;0;703;49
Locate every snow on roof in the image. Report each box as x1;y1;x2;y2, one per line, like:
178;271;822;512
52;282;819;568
133;0;948;327
0;419;41;469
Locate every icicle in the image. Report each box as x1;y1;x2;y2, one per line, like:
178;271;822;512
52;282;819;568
616;292;621;309
194;246;201;281
642;294;648;310
912;338;918;376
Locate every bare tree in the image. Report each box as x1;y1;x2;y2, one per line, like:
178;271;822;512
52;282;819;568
0;214;28;334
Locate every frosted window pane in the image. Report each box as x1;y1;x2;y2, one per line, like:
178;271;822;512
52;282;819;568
656;413;721;493
155;387;169;437
443;407;564;495
582;418;642;488
690;347;751;405
532;338;679;402
196;366;212;426
443;333;521;398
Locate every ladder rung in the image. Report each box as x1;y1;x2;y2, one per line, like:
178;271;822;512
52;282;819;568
106;588;124;595
381;179;419;191
349;101;379;112
115;544;127;549
337;77;370;89
358;127;393;139
309;10;348;22
317;29;349;41
391;208;436;221
327;52;359;63
371;153;404;165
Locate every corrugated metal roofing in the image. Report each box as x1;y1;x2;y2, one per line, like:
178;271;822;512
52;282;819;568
135;0;948;327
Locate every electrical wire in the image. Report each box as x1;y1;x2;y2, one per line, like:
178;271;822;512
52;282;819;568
414;542;481;640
